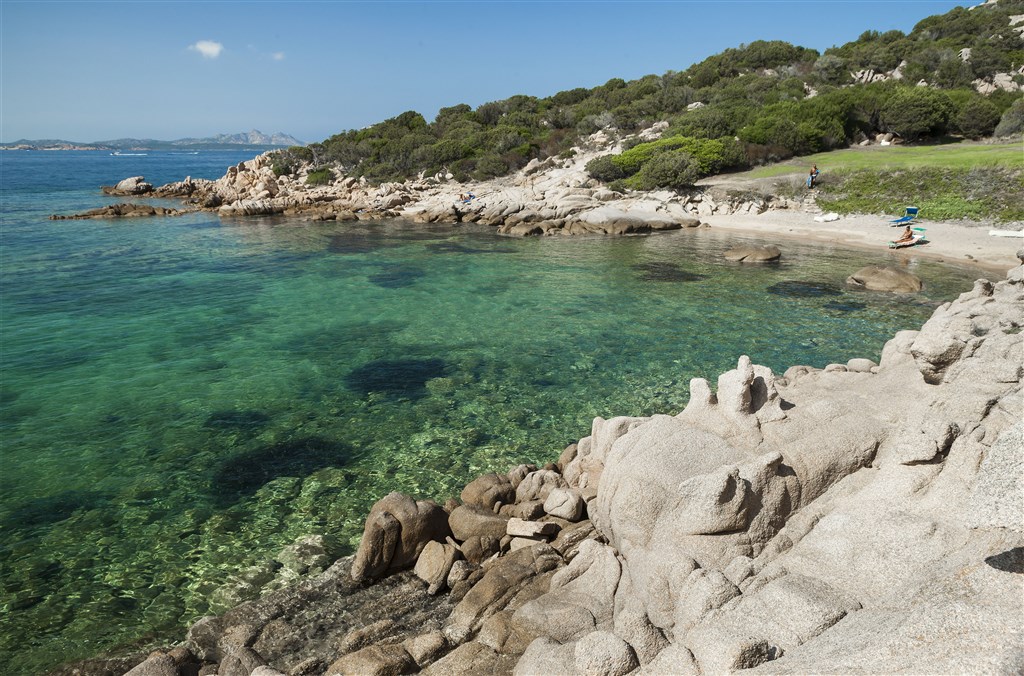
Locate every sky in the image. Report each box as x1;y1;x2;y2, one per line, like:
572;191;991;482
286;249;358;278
1;0;970;144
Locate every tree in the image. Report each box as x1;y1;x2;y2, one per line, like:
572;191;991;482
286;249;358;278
994;98;1024;138
880;87;954;140
956;97;1001;139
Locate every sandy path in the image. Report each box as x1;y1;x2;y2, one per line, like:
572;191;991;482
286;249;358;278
702;210;1023;274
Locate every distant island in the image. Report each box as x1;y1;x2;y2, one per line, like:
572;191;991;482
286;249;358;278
0;129;303;151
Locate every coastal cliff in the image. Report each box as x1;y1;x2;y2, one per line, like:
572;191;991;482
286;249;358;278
73;251;1022;675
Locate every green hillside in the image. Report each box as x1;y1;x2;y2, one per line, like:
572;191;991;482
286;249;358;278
274;0;1024;189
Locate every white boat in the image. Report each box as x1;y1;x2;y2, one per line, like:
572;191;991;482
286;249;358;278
989;229;1024;238
110;151;148;156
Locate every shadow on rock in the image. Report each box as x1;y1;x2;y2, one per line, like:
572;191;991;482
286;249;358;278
985;547;1024;573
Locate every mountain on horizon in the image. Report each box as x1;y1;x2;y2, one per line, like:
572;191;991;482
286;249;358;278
1;129;304;151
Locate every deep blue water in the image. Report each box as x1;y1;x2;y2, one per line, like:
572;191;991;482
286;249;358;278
0;150;984;673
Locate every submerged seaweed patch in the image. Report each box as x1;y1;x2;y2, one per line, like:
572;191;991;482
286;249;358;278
282;320;406;361
368;264;426;289
326;232;399;254
633;262;705;282
426;242;517;255
345;358;448;400
3;490;108;532
211;436;352;507
203;410;271;431
767;280;843;298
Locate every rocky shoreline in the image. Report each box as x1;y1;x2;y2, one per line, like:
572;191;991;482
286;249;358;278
57;249;1023;675
79;130;797;237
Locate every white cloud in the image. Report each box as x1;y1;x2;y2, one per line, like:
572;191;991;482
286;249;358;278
189;40;224;59
271;52;285;61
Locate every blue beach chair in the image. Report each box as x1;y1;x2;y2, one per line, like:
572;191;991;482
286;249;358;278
889;206;919;226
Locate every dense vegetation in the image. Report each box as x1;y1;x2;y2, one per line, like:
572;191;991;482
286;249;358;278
273;0;1024;189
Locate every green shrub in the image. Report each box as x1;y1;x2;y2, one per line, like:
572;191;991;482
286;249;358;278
272;162;293;177
625;150;701;190
994;98;1024;138
586;154;629;182
956;97;1001;139
305;168;333;185
880;87;955;140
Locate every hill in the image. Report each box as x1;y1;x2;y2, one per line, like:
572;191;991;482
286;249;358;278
1;129;303;151
277;0;1023;189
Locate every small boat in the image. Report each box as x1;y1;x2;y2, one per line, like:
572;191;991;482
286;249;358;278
110;151;148;156
989;229;1024;238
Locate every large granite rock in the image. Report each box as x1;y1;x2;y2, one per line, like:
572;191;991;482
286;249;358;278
724;244;782;263
351;492;451;582
846;265;923;292
102;175;153;195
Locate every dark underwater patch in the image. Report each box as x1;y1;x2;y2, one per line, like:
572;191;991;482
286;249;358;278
327;232;398;254
767;280;843;298
823;299;868;312
426;242;517;255
345;358;448;400
203;410;271;432
369;264;426;289
633;262;706;283
282;320;407;361
3;490;108;532
211;436;352;507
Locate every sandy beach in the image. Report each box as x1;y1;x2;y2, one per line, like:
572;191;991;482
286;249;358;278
703;210;1023;274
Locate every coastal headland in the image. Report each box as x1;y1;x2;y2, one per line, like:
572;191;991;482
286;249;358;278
57;131;1024;675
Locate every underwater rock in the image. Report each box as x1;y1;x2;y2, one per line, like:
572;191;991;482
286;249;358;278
846;265;923;293
724;244;782;263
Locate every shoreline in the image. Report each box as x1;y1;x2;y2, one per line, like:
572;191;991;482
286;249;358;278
702;210;1021;274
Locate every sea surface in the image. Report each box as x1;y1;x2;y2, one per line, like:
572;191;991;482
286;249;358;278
0;150;985;673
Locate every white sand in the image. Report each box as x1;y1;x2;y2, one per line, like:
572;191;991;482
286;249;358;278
702;210;1023;274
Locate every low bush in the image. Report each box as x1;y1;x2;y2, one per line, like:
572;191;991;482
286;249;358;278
305;168;333;186
994;98;1024;138
816;166;1024;221
625;150;701;190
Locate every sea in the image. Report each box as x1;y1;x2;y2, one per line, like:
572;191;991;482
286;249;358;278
0;149;985;673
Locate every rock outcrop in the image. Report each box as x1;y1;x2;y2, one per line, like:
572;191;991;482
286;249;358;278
846;265;923;292
49;203;187;219
85;252;1023;676
724;244;782;263
95;125;798;233
101;176;153;195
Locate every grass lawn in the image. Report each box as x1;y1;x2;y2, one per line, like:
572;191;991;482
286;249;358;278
744;141;1023;179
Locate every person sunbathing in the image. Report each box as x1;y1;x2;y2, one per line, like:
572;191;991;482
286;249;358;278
895;226;915;244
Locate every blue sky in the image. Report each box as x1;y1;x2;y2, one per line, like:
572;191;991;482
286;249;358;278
1;0;967;143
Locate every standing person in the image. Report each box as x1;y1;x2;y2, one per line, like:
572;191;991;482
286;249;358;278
808;164;820;188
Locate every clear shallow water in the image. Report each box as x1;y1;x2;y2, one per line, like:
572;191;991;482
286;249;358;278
0;151;984;673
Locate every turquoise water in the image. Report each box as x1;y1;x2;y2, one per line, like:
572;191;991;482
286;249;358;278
0;151;984;673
